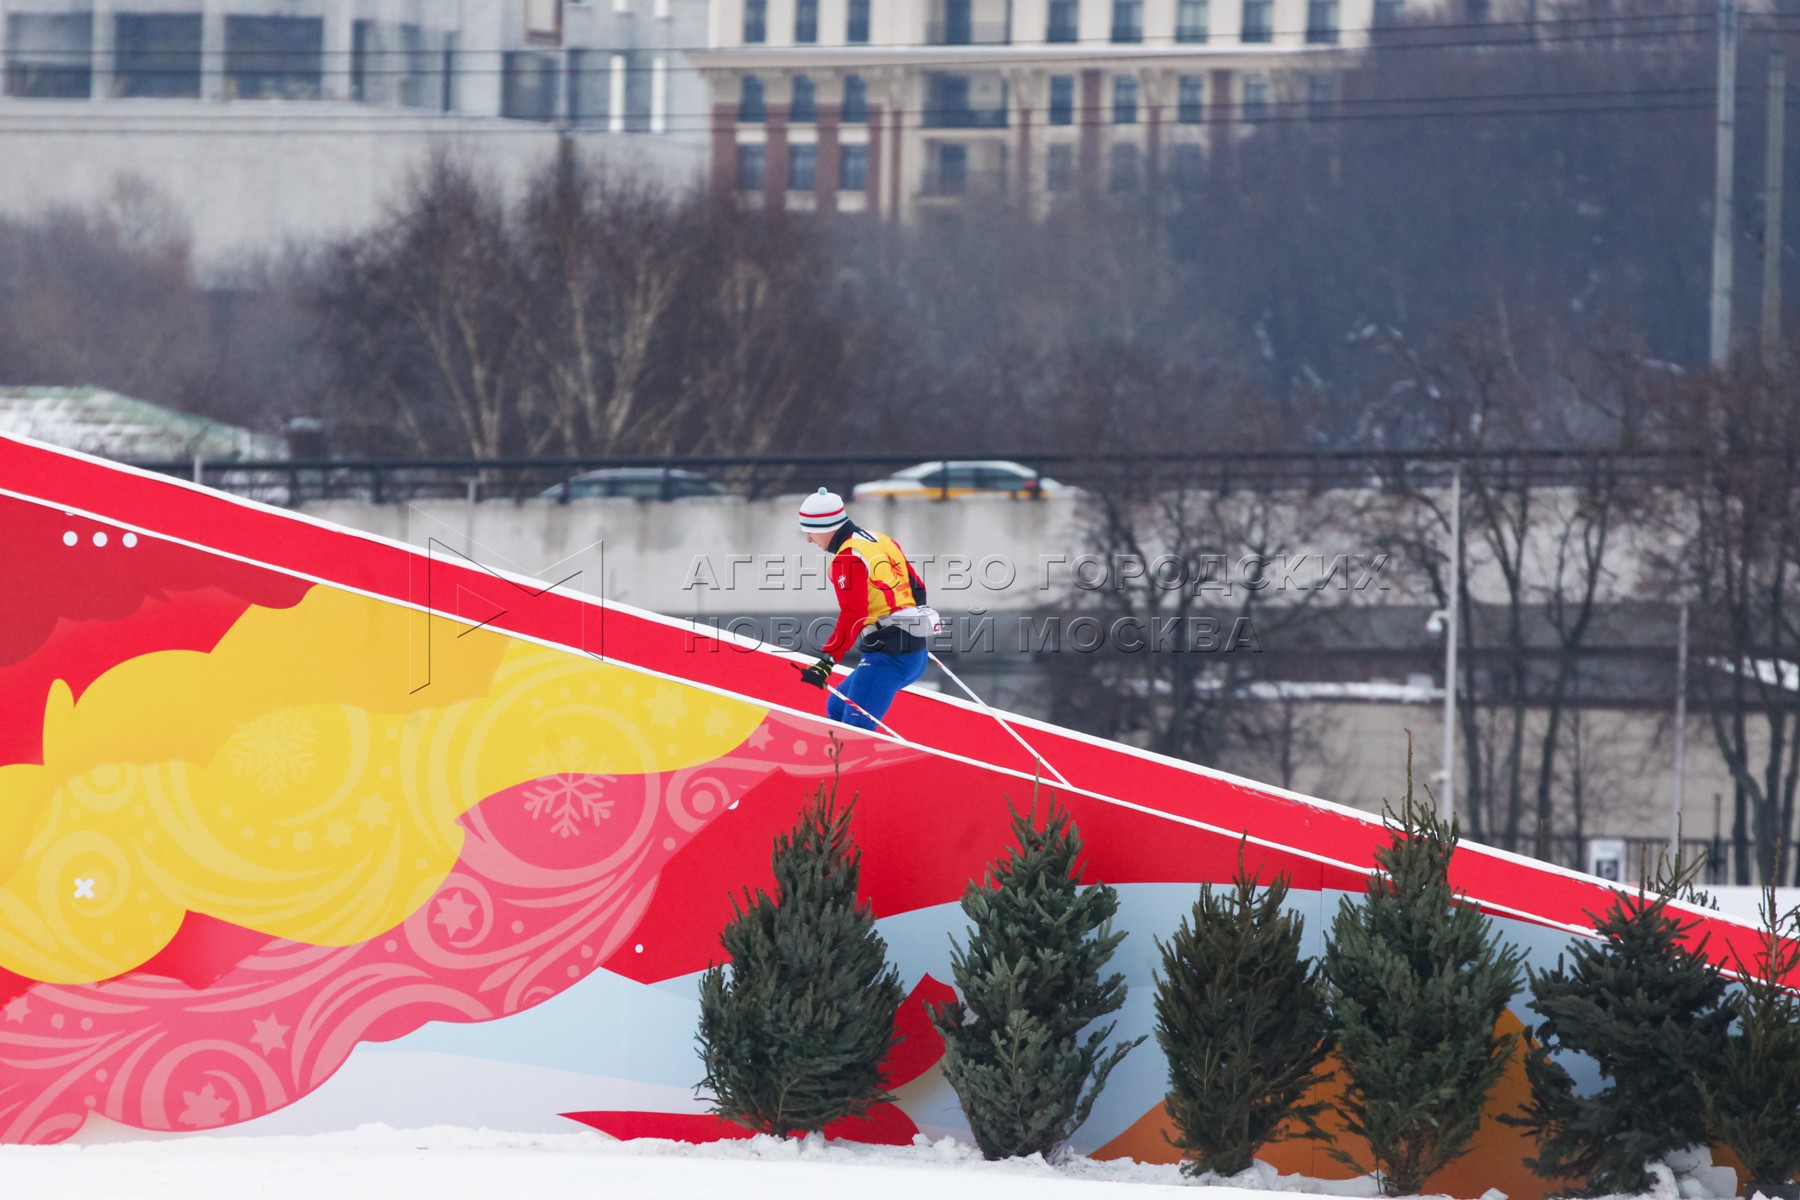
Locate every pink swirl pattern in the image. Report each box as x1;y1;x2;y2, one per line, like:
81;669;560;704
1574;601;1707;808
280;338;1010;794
0;715;920;1144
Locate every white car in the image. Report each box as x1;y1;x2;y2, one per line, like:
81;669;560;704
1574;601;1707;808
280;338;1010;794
852;460;1066;500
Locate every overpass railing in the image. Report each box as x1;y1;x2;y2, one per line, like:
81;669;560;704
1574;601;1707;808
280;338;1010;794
124;448;1708;507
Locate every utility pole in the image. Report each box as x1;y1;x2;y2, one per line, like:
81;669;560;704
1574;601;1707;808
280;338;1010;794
1711;0;1740;369
1439;464;1462;824
1764;47;1786;364
1671;595;1690;864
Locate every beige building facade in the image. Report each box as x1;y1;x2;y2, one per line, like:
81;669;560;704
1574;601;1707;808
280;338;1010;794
694;0;1396;219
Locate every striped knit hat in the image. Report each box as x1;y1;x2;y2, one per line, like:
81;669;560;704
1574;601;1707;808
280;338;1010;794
798;487;849;532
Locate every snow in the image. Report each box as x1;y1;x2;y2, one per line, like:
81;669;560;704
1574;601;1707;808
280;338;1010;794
0;1125;1406;1200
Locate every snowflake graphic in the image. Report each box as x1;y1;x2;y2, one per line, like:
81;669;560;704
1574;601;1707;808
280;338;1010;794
521;773;615;838
224;711;317;793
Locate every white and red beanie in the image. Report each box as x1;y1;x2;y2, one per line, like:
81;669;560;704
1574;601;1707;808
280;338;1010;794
798;487;849;533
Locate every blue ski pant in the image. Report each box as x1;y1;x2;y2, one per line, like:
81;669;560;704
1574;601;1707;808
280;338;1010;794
827;647;928;731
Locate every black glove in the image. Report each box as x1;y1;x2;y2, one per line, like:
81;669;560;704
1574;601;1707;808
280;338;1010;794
797;656;834;689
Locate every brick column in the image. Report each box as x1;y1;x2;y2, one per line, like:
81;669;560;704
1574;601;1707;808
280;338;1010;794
817;103;841;217
1208;69;1234;179
1077;68;1103;196
866;102;884;218
1146;102;1162;188
1016;105;1033;197
764;103;790;212
711;101;739;197
887;104;904;222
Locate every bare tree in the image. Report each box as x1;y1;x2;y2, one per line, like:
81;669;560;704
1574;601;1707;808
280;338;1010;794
317;155;526;458
1660;365;1800;884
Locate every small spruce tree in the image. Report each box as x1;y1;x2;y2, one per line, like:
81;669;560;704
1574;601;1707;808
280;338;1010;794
1700;881;1800;1189
1154;843;1334;1177
931;789;1145;1160
696;746;905;1136
1321;746;1525;1196
1511;885;1731;1196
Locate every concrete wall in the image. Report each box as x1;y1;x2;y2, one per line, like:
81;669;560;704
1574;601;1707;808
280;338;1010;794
0;102;704;268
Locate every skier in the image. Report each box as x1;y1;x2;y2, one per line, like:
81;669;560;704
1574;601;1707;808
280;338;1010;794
794;488;938;732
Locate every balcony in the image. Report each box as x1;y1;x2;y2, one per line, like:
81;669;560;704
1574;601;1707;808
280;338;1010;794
925;19;1010;43
922;105;1008;129
918;166;1008;197
923;72;1008;128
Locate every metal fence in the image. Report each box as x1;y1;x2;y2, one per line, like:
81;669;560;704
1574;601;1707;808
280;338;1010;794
1471;833;1800;889
129;447;1715;508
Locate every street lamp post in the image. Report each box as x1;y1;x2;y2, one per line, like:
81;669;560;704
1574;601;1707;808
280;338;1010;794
1437;464;1462;823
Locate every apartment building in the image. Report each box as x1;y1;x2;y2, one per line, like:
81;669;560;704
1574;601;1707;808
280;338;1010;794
694;0;1390;219
0;0;711;129
0;0;709;263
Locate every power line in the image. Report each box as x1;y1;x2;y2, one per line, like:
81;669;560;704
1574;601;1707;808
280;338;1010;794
2;5;1722;65
0;95;1725;136
0;79;1735;131
1;9;1727;86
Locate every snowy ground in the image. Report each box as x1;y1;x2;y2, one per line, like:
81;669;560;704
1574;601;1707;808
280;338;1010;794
0;1125;1400;1200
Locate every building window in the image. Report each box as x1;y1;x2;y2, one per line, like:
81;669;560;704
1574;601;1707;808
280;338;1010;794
1306;72;1336;117
841;143;870;190
791;75;817;122
848;0;872;42
1241;0;1272;42
1047;75;1075;125
226;15;323;99
930;143;969;194
1177;74;1204;123
1175;0;1208;42
1108;143;1141;193
115;14;202;98
1374;0;1404;25
1306;0;1339;43
1241;73;1269;121
739;75;765;122
843;74;869;122
795;0;819;43
1112;75;1138;124
1110;0;1143;43
1172;144;1203;190
926;72;995;128
1046;143;1074;192
938;0;973;44
790;144;817;190
502;51;559;120
4;12;93;98
744;0;767;43
570;48;609;125
1047;0;1079;42
1465;0;1490;20
736;144;766;189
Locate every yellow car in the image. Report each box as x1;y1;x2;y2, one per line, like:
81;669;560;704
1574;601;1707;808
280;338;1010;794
852;460;1065;500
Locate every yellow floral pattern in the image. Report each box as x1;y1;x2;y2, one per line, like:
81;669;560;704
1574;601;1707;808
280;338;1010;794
0;585;766;984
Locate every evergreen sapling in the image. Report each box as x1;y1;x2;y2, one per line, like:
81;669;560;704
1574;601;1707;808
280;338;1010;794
1511;885;1731;1196
1321;748;1525;1196
696;746;905;1136
932;790;1145;1160
1154;844;1333;1177
1700;881;1800;1193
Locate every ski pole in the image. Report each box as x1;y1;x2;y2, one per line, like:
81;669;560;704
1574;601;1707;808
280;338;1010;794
928;652;1072;788
790;661;908;742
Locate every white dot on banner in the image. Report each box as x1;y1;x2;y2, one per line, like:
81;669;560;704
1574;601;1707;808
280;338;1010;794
122;533;137;548
634;944;644;954
92;532;107;547
62;531;77;547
